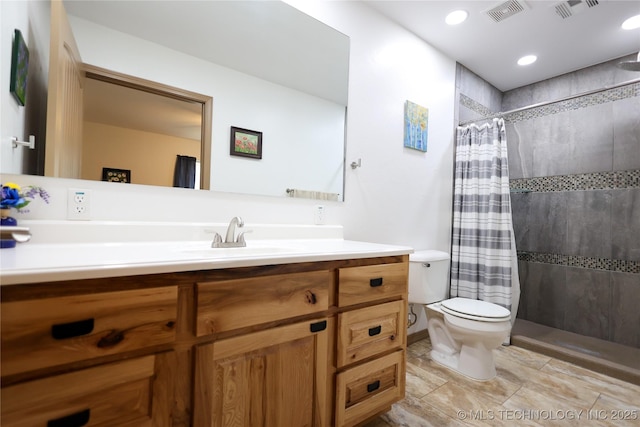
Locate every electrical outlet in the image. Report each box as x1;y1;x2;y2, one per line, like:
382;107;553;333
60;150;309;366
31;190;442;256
314;205;325;225
67;189;91;220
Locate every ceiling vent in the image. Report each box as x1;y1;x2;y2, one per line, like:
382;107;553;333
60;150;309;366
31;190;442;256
485;0;528;23
554;0;600;19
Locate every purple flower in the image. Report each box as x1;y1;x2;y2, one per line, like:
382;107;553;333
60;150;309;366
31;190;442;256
0;183;49;212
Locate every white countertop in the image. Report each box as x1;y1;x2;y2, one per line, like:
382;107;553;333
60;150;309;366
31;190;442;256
0;238;413;286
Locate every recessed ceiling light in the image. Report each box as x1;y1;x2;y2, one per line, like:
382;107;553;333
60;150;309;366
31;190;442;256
445;10;468;26
517;55;537;66
621;14;640;30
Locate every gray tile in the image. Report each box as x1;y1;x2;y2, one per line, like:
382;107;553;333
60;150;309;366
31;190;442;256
458;104;483;124
488;85;503;115
611;189;640;261
610;272;640;348
566;190;612;259
532;143;571;177
516;260;529;319
527;192;567;254
455;63;463;91
570;60;617;95
613;96;640;171
531;111;571;148
531;73;573;105
531;111;572;177
459;66;496;110
510;192;530;251
564;267;611;341
502;85;534;112
567;103;614;175
522;262;566;329
506;120;534;179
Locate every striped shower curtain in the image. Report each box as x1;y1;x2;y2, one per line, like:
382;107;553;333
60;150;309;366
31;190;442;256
450;118;520;321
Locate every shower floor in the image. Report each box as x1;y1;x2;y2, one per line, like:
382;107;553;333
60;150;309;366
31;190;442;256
511;319;640;386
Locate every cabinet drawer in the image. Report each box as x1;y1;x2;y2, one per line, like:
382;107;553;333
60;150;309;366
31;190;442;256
337;262;408;307
1;355;158;427
335;350;405;427
196;270;330;336
337;300;406;368
1;287;177;376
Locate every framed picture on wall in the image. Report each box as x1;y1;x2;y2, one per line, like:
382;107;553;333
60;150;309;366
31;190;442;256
10;29;29;106
230;126;262;159
102;167;131;183
404;100;428;152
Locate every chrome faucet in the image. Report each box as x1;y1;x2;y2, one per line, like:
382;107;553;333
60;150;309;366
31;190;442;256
212;216;247;248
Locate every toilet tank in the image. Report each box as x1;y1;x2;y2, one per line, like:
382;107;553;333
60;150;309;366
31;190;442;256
408;250;450;304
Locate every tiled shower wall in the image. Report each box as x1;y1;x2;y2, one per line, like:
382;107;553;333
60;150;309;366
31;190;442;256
456;55;640;348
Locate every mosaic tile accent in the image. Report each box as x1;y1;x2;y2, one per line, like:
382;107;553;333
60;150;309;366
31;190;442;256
510;169;640;193
504;82;640;123
459;94;494;119
459;81;640;126
517;251;639;274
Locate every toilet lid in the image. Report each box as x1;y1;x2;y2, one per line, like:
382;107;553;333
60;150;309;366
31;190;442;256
441;298;511;322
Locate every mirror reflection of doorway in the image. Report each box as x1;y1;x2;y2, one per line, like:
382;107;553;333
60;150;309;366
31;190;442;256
81;66;211;189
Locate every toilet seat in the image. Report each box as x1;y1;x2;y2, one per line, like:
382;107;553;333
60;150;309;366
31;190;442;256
441;297;510;322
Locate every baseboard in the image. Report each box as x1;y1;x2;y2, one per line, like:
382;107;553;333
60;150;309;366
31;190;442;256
407;329;429;345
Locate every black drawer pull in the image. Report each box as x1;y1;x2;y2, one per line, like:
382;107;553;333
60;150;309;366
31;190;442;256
48;409;90;427
368;325;382;336
310;320;327;333
369;278;383;287
51;319;94;340
367;380;380;393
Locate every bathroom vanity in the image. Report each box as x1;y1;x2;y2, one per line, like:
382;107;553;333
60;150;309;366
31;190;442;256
0;232;411;427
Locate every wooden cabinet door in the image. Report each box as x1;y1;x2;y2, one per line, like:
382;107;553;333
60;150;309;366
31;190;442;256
194;319;330;427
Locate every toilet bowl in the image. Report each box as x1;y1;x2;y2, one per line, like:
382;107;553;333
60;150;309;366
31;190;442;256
408;250;512;381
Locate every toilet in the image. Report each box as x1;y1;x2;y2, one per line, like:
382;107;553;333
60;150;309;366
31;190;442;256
408;250;512;381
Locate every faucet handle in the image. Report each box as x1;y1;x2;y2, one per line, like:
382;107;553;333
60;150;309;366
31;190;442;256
237;229;252;245
211;232;223;247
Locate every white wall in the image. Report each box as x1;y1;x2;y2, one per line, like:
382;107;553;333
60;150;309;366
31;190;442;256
2;0;456;267
297;1;456;250
1;0;50;174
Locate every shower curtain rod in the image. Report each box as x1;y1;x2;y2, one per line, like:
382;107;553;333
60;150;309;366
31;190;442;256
459;77;640;126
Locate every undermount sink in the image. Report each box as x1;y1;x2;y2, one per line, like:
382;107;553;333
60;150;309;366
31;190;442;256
178;242;300;258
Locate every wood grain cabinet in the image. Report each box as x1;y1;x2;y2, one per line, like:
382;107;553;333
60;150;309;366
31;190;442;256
194;318;330;427
0;255;408;427
2;352;176;427
334;262;408;427
0;286;179;427
1;287;178;376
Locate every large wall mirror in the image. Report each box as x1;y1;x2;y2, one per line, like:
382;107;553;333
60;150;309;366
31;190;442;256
23;0;350;200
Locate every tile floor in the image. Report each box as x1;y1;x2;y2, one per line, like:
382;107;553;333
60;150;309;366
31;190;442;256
364;338;640;426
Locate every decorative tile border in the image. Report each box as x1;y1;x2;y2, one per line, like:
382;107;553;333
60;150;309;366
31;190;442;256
504;82;640;123
459;81;640;126
459;94;493;119
517;251;639;274
510;170;640;193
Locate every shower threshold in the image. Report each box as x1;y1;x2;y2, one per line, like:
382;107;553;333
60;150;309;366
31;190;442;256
511;319;640;386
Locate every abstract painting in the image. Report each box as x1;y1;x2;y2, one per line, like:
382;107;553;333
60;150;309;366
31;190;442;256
404;100;428;152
